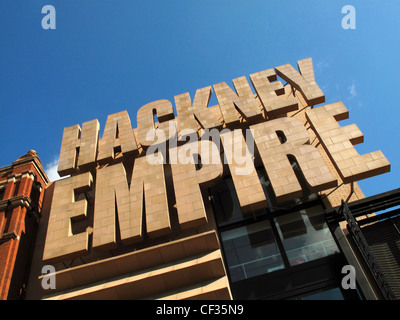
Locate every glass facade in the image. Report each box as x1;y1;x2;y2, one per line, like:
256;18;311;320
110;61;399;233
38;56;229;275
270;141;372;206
221;220;284;282
219;205;340;282
274;206;340;267
210;170;351;299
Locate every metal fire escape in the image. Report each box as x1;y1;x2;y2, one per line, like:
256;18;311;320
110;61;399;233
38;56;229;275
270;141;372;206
326;188;400;300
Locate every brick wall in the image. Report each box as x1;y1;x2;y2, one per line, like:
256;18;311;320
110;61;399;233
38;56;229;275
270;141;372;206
0;151;48;299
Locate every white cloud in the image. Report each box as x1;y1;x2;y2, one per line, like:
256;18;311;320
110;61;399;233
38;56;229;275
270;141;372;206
316;60;329;71
348;81;357;99
45;158;62;182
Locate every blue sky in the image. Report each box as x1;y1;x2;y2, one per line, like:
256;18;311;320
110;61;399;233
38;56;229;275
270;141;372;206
1;1;399;198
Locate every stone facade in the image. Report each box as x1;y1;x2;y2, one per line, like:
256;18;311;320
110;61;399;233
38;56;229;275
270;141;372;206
22;57;390;300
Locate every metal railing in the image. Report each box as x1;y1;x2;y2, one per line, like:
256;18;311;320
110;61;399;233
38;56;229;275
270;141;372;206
340;200;396;300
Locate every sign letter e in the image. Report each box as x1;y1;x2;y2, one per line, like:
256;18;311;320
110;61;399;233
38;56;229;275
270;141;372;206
41;5;56;30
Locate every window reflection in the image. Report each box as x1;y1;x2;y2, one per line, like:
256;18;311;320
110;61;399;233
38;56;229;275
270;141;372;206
221;220;284;282
274;206;339;266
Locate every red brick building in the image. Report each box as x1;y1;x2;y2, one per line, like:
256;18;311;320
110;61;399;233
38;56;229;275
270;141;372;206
0;150;49;300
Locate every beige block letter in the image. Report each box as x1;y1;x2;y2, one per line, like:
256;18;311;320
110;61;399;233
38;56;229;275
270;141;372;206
220;129;268;213
174;86;222;141
43;172;93;263
306;102;390;183
93;158;171;250
97;110;138;163
251;117;337;202
250;68;298;117
214;76;263;127
275;57;325;106
57;119;100;176
170;140;223;229
137;100;177;148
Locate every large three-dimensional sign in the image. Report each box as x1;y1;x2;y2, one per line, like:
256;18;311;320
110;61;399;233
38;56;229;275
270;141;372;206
43;58;390;263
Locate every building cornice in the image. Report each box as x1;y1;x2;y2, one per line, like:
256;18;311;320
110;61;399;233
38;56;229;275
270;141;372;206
0;195;40;222
0;151;50;186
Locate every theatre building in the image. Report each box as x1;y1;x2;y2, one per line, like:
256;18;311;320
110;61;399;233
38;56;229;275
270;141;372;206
2;57;398;300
